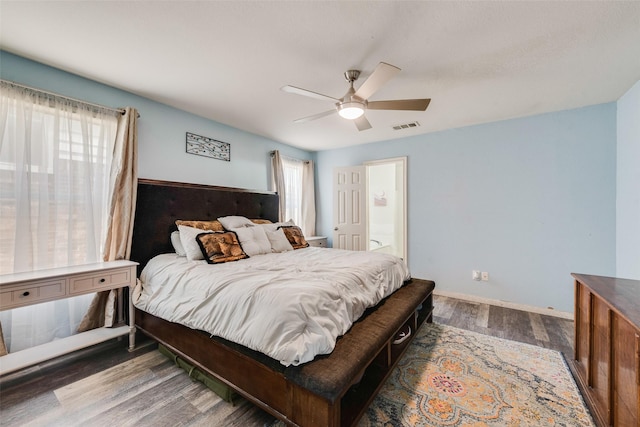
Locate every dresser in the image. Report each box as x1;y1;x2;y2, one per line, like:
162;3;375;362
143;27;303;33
0;260;138;375
570;273;640;427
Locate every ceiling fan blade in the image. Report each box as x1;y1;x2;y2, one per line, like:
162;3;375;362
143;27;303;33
367;98;431;111
354;62;401;100
354;115;372;131
281;85;339;103
293;109;336;123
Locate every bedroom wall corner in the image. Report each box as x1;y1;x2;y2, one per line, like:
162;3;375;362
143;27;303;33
616;79;640;279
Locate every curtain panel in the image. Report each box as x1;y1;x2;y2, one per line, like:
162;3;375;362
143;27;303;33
301;160;316;236
271;150;287;223
77;107;139;331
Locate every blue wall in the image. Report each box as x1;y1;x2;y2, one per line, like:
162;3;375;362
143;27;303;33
317;104;617;312
616;80;640;279
0;51;314;191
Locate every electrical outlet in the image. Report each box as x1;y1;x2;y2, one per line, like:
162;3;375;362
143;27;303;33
481;272;489;281
472;270;481;281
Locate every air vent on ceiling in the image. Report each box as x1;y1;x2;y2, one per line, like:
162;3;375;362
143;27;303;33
392;121;420;131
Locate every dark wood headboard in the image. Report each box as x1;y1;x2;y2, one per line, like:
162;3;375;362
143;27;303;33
130;179;279;273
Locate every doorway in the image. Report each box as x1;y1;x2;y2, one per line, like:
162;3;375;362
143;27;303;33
365;157;407;261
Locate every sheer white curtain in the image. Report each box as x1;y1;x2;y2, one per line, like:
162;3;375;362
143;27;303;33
271;150;316;236
283;157;303;226
0;81;118;353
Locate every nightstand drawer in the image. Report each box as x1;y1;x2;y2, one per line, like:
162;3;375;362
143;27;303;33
69;268;132;295
0;280;66;310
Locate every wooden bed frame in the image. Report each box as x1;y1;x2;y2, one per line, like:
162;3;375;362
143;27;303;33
130;179;435;427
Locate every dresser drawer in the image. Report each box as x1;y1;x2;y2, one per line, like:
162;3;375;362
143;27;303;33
0;280;67;310
69;267;133;295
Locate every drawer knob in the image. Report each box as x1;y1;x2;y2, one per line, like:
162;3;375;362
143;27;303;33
99;278;106;283
22;291;30;297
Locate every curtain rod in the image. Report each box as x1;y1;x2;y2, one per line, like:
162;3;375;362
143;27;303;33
1;79;131;117
269;150;311;164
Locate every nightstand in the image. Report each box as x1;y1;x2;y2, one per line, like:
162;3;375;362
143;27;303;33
306;236;328;248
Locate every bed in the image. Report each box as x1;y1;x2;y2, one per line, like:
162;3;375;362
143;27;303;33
130;179;435;427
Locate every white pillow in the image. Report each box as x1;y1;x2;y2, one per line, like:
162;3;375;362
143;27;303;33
217;215;253;230
170;231;186;257
178;225;213;260
259;224;293;252
232;225;272;256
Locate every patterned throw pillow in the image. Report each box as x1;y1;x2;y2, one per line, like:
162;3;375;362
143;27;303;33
279;225;309;250
178;218;271;232
196;231;248;264
250;219;272;225
175;219;225;232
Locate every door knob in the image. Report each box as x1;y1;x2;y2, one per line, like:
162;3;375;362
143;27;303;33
334;227;338;231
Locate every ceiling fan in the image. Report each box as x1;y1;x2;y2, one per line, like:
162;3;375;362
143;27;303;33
281;62;430;131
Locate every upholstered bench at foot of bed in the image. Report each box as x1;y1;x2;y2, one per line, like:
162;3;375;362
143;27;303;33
282;278;435;427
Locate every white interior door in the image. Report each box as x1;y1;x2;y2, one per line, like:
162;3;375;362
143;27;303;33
365;157;407;261
333;166;366;250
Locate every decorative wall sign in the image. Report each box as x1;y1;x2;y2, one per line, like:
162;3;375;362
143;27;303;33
186;132;230;161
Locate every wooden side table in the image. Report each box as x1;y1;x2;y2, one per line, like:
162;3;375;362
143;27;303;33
0;260;138;375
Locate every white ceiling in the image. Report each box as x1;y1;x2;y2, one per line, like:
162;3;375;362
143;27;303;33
1;1;639;151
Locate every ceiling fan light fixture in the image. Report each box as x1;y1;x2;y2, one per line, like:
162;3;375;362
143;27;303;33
337;102;365;120
283;62;430;130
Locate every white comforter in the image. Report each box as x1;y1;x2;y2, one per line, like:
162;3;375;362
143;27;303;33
133;247;410;366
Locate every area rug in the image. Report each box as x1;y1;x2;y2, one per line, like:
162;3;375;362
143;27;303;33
358;323;594;427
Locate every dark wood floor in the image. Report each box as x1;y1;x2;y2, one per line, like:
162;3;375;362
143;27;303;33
0;295;575;426
433;294;574;357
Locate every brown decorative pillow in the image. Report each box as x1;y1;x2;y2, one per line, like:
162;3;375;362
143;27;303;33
250;219;272;225
196;232;249;264
176;219;270;231
175;220;225;232
279;226;309;250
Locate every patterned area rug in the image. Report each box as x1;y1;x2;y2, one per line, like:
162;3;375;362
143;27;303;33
358;323;594;427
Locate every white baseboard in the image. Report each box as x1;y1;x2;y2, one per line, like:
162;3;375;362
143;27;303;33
433;289;574;320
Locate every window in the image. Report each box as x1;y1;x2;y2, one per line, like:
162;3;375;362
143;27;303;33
271;151;316;237
281;156;304;226
0;85;117;273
